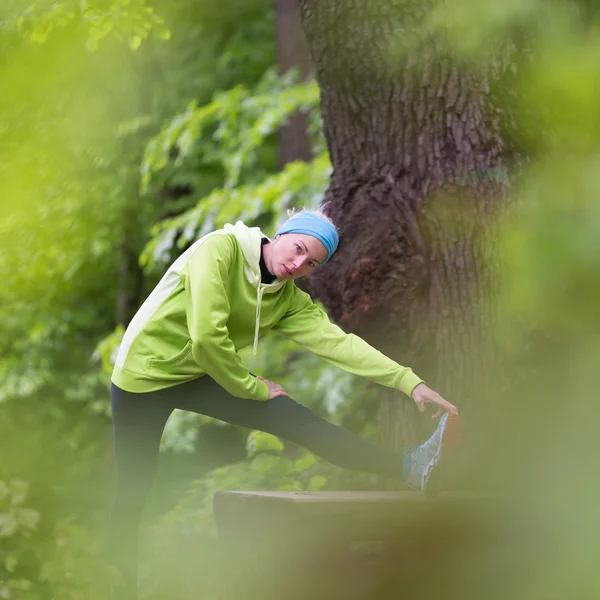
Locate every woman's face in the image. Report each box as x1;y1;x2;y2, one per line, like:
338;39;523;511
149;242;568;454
266;233;328;280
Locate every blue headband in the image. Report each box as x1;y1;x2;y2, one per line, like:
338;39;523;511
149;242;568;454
274;211;339;264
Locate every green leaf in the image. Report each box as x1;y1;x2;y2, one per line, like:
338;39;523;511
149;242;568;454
8;479;28;507
5;555;17;572
246;431;284;457
307;475;327;491
250;454;294;477
294;453;317;473
278;479;303;492
15;508;40;531
129;35;142;51
28;23;50;44
153;23;171;41
0;512;18;538
89;19;115;42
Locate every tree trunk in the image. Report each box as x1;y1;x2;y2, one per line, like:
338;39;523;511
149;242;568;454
298;1;515;452
275;0;313;167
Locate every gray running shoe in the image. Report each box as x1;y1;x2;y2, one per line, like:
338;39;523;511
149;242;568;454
403;413;462;492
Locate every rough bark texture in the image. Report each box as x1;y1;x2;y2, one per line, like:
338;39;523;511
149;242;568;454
275;0;313;167
298;1;514;452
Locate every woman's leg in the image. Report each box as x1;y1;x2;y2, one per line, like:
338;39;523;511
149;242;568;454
167;376;405;477
107;383;174;599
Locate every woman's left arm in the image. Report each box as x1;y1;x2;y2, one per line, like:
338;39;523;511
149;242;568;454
273;288;458;415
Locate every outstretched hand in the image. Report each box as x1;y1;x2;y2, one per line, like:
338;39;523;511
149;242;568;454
412;383;459;419
257;376;288;400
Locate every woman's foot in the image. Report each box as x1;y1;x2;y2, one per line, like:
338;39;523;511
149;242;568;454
402;413;463;492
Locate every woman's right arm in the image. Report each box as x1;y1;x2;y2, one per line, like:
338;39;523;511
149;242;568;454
184;235;269;401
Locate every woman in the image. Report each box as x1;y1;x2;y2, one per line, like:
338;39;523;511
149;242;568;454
108;209;461;598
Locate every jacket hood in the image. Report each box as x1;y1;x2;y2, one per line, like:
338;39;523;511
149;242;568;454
223;221;286;293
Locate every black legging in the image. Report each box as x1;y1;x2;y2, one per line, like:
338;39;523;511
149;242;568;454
107;376;405;598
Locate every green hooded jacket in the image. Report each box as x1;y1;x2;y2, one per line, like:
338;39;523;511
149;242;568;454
111;221;424;401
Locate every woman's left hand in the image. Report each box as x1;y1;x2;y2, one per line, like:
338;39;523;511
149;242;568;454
411;383;458;419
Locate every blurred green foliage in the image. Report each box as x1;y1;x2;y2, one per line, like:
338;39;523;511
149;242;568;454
0;478;113;599
0;479;39;599
139;68;329;271
0;1;373;597
17;0;171;51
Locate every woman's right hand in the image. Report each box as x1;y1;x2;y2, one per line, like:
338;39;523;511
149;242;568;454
257;376;288;400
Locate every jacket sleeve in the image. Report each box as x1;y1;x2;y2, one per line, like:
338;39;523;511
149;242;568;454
183;234;269;401
272;287;424;398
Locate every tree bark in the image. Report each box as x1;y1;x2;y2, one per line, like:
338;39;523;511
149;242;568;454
298;1;515;452
275;0;313;167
